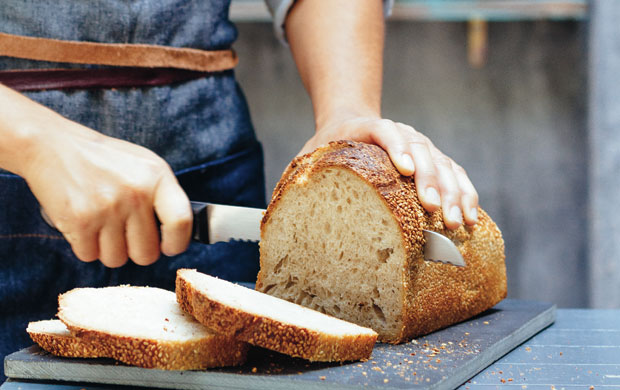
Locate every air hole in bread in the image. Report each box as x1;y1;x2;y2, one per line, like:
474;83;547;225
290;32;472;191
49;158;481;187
273;255;288;274
372;303;386;323
377;248;394;263
263;284;277;294
295;290;314;305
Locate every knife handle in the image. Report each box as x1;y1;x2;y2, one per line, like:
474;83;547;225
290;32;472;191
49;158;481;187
40;202;211;244
190;201;210;244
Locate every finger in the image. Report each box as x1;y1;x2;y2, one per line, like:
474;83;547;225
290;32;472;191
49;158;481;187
98;220;129;268
432;154;464;230
153;174;192;257
126;206;160;266
452;162;479;225
368;120;416;176
65;230;99;263
385;124;442;212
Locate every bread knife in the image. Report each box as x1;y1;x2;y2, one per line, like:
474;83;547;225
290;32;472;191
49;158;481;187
192;202;465;267
41;202;466;267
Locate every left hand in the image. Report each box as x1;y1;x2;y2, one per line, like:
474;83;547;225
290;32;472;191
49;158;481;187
298;115;479;230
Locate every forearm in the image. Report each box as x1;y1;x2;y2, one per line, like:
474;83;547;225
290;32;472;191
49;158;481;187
286;0;385;128
0;85;43;176
0;84;86;178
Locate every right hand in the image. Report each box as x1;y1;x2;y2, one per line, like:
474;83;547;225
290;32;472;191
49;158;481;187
23;119;192;268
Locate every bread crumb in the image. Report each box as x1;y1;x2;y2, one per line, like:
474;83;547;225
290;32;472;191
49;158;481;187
525;347;532;352
251;367;257;373
383;379;389;383
483;321;489;325
319;376;326;380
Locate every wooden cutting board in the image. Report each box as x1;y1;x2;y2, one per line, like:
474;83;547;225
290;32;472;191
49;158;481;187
3;299;555;390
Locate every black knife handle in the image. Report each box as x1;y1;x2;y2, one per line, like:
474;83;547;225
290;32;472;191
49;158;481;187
190;201;209;244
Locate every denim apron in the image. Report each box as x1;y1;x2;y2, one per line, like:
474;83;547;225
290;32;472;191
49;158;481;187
0;0;266;377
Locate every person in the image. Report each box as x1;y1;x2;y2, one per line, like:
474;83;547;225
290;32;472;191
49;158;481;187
0;0;479;379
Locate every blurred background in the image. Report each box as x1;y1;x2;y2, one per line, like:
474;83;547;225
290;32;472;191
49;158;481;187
231;0;619;309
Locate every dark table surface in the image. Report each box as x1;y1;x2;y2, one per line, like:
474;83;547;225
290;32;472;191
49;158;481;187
460;308;620;389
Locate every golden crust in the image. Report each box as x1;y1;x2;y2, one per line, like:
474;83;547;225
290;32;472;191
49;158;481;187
258;140;507;343
28;324;106;359
176;270;377;362
54;326;248;370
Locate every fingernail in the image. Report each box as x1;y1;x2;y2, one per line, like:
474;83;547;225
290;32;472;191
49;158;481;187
449;206;463;225
470;207;478;222
425;187;441;207
399;153;415;175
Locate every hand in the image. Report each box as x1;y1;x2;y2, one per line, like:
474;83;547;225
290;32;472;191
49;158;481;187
299;115;479;230
23;120;192;268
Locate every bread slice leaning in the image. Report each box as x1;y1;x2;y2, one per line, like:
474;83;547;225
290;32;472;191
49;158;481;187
176;268;378;362
256;140;507;343
56;286;248;370
27;319;105;359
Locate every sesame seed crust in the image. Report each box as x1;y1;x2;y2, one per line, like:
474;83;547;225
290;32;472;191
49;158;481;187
27;321;106;359
54;326;248;370
258;141;507;343
176;270;377;362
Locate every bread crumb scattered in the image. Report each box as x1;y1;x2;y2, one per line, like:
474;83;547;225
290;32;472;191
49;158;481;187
251;367;257;373
319;376;326;380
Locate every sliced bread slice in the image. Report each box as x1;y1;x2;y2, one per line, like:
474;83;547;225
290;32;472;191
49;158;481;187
256;140;507;343
176;268;378;362
27;319;105;358
57;286;248;370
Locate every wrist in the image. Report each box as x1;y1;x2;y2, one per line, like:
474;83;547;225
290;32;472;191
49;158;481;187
315;105;381;133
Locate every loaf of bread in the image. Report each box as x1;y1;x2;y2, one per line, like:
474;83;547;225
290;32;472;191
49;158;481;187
176;268;378;362
47;286;248;370
256;141;507;343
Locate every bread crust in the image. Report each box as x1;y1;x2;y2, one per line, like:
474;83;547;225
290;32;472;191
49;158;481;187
176;269;377;362
258;141;507;343
27;320;106;359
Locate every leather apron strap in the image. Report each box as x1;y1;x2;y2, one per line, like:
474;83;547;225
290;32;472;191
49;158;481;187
0;32;238;72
